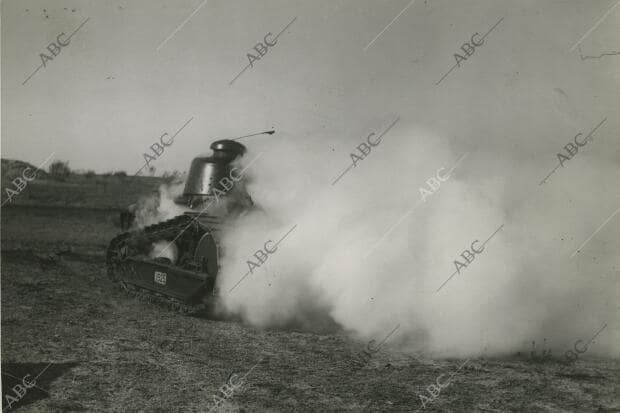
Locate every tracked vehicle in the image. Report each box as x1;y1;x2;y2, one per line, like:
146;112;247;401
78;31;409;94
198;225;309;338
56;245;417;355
106;139;252;313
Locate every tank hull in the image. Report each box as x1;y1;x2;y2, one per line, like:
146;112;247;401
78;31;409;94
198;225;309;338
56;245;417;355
106;214;220;313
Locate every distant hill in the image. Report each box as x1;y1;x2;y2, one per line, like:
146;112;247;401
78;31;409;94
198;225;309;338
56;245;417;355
1;158;169;210
1;159;49;181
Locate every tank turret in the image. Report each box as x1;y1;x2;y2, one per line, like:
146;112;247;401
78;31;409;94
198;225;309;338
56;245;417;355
177;140;246;207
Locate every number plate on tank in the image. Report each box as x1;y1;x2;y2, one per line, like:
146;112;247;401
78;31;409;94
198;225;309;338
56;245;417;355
154;271;167;285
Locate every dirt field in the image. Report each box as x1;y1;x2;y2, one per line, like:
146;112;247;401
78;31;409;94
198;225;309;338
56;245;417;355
2;205;619;412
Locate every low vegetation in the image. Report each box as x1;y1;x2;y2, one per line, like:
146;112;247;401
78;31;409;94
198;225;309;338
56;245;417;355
1;159;164;209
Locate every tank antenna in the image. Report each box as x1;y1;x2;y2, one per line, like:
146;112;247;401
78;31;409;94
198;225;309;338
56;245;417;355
231;130;275;141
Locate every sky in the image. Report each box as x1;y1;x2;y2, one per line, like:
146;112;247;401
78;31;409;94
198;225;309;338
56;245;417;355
2;0;618;174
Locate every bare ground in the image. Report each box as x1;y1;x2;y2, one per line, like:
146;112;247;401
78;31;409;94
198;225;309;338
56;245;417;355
1;206;619;412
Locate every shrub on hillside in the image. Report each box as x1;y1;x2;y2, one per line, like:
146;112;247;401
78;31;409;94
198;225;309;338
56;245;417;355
49;160;71;181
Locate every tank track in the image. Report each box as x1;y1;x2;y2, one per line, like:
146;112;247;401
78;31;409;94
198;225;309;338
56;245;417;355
106;214;218;315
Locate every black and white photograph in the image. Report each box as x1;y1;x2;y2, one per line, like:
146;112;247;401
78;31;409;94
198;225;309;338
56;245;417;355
1;0;619;411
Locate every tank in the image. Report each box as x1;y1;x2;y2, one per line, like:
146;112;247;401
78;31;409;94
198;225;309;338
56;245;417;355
106;139;252;314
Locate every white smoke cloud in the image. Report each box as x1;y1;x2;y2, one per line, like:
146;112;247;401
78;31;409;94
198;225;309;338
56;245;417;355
134;181;188;229
215;120;620;358
212;120;619;358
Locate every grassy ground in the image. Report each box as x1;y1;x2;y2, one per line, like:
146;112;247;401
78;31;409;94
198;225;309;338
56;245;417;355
2;158;165;209
1;206;619;412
